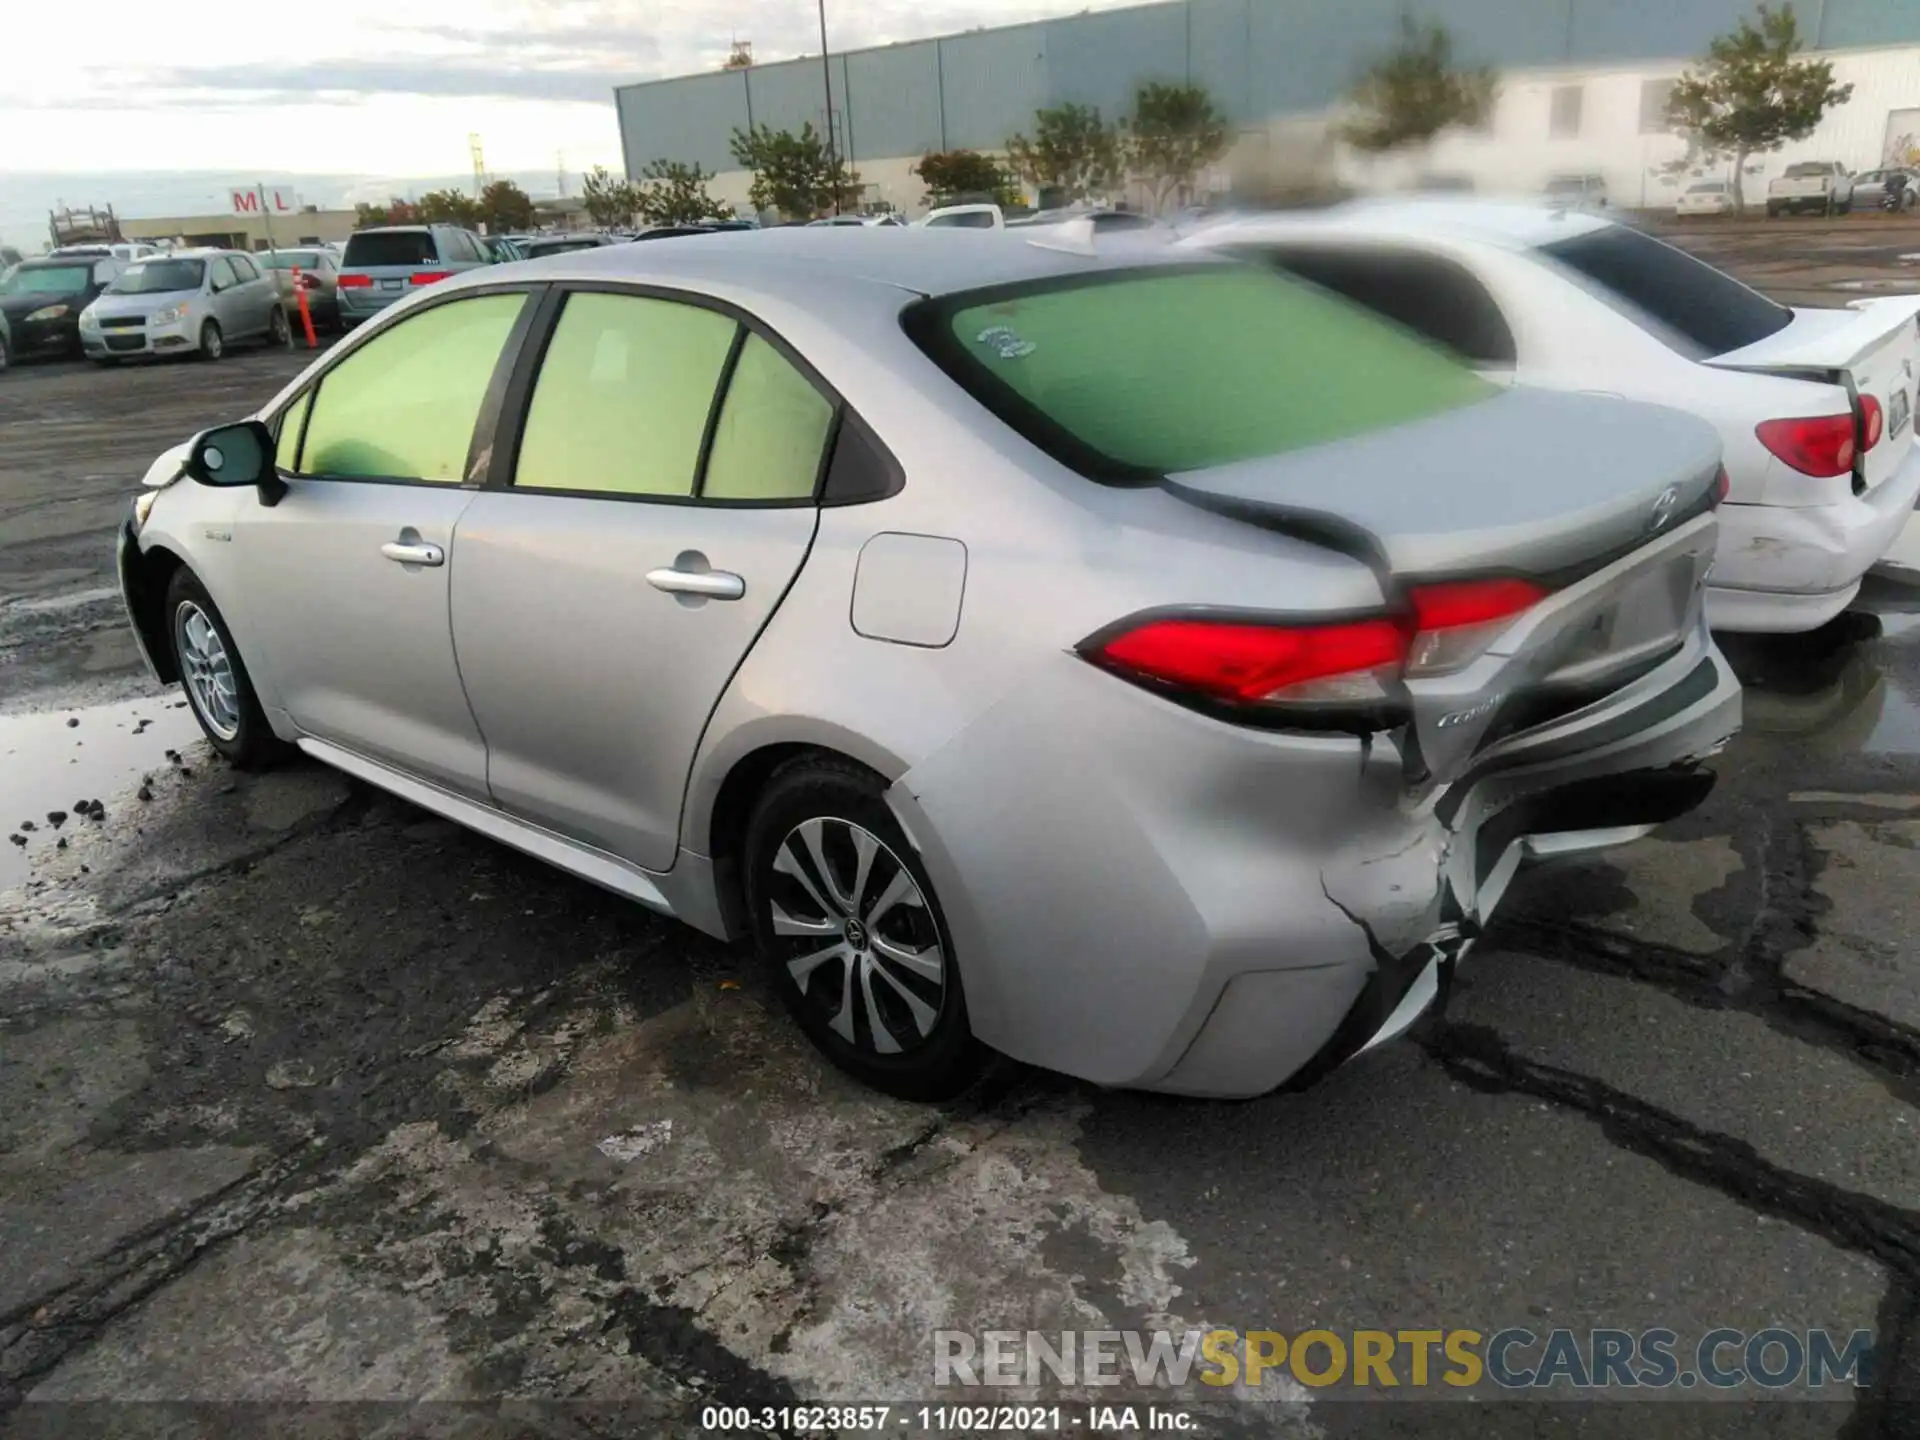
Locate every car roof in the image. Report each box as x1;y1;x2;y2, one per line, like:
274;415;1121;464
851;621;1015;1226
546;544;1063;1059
1195;197;1615;252
491;226;1205;301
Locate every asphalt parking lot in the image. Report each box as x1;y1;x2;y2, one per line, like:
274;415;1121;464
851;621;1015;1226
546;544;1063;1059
4;222;1920;1438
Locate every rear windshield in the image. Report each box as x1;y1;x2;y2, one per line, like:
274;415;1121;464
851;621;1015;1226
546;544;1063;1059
342;231;438;267
1785;163;1832;178
1686;182;1727;193
927;211;997;229
907;265;1495;484
1538;225;1791;357
524;237;601;256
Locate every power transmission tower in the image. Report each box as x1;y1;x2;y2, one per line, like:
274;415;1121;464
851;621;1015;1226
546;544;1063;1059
470;134;486;197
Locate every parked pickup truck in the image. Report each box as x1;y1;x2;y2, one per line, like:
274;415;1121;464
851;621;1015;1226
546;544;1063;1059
1767;161;1854;217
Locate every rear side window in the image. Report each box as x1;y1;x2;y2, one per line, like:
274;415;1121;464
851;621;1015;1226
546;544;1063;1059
301;293;525;481
342;230;437;267
1239;245;1517;368
1540;225;1791;356
512;292;736;497
703;334;836;500
909;265;1495;483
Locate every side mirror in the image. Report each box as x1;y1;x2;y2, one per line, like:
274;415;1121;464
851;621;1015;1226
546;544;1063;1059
185;420;274;488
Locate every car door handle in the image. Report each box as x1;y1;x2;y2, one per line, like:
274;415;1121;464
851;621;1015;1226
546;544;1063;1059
646;566;745;600
381;541;445;566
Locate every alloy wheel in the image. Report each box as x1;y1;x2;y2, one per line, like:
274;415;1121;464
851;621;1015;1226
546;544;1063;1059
767;817;946;1055
175;601;241;741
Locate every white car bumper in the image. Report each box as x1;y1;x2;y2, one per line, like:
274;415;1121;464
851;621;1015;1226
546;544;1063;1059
1707;436;1920;632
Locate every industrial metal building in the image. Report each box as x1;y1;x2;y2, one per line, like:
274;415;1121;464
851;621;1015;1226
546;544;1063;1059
613;0;1920;215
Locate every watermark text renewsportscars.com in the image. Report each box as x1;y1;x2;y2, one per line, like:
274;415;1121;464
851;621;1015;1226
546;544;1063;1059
933;1327;1876;1392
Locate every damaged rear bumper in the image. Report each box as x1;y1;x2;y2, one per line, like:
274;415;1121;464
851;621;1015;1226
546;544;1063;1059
889;625;1740;1100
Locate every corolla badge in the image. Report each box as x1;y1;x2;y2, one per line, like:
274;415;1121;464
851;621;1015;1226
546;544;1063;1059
1648;483;1682;533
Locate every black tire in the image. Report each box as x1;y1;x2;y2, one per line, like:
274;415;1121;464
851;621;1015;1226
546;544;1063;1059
743;756;983;1101
164;569;286;770
268;306;290;347
198;320;224;361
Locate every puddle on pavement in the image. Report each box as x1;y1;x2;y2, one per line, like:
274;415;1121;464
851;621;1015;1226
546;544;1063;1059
0;693;204;892
1724;605;1920;757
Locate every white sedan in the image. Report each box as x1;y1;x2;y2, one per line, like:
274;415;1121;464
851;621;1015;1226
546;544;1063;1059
1182;200;1920;633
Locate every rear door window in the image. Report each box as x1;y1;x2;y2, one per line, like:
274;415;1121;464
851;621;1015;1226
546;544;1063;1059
1239;245;1517;368
907;264;1494;483
342;230;438;267
1538;224;1792;357
511;292;737;498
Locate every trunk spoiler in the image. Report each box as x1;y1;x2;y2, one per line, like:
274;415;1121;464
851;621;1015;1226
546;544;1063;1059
1707;295;1920;373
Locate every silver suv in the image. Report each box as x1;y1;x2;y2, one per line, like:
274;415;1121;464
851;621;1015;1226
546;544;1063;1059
336;225;493;328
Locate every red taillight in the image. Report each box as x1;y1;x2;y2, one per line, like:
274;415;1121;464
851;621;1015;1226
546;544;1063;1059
409;270;451;286
1860;394;1885;451
1407;578;1549;632
1756;414;1856;477
1088;579;1547;709
1093;617;1409;704
336;272;371;288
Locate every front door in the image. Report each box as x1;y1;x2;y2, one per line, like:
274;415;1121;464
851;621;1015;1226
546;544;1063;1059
236;289;533;796
450;290;830;869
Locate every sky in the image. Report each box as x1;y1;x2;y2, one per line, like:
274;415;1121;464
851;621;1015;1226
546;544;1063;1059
2;0;1129;243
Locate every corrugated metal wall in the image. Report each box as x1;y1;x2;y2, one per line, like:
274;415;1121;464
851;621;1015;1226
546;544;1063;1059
613;0;1920;176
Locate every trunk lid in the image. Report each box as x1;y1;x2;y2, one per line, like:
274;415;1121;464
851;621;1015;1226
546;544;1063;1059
1707;295;1920;496
1162;387;1722;784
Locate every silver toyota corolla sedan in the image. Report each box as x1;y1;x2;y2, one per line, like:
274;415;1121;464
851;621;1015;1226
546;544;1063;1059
116;231;1741;1100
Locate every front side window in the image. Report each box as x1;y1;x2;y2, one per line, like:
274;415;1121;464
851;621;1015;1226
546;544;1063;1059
513;292;736;497
300;293;525;482
703;334;836;500
1538;224;1792;357
909;265;1495;483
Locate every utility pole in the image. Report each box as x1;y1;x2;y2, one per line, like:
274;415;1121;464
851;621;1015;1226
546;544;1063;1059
817;0;838;215
257;182;278;257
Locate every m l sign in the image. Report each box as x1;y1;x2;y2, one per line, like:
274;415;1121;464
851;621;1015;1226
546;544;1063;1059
231;186;300;215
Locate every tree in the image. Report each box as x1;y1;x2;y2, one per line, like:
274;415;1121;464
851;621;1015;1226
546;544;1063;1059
1340;17;1497;154
415;188;479;227
913;150;1018;208
728;123;860;218
635;159;733;225
1666;2;1853;215
354;199;415;227
581;164;640;227
1124;82;1229;214
478;179;535;233
1005;104;1122;204
723;39;753;70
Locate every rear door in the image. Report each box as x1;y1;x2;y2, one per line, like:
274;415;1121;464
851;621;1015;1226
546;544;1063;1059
235;288;535;795
450;287;828;869
226;252;275;336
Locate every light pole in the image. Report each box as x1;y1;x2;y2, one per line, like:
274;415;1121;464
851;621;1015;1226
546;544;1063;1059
817;0;839;215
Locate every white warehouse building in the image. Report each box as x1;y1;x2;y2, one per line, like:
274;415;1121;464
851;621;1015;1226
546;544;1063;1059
613;0;1920;217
